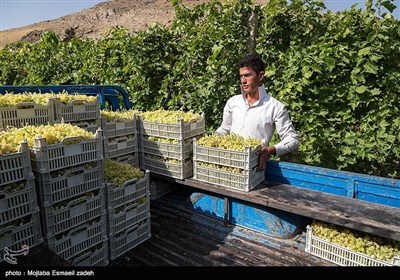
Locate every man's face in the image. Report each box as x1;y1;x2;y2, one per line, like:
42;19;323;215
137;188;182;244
239;66;264;95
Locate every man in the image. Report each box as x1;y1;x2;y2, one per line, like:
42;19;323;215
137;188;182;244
215;54;299;171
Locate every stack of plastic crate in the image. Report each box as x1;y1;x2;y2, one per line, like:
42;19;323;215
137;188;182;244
0;141;43;263
31;129;109;266
56;96;101;135
105;170;151;261
137;114;205;180
101;116;139;168
193;138;265;192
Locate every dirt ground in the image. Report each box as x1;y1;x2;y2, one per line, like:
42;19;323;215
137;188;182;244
0;0;269;49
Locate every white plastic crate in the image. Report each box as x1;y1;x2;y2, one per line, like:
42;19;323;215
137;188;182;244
40;187;106;238
104;134;138;159
54;97;100;122
193;162;265;192
193;138;260;170
305;225;400;266
70;239;109;267
45;214;107;261
141;155;193;180
140;136;193;160
107;197;150;236
100;117;137;139
0;141;33;187
105;170;150;211
0;99;57;131
1;177;39;225
30;129;103;174
150;179;176;200
35;160;104;207
137;114;205;140
0;211;43;263
109;217;151;261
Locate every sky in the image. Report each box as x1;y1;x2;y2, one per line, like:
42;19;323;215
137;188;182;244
0;0;399;31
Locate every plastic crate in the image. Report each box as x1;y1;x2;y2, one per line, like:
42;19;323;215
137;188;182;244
107;198;150;235
110;152;139;169
70;239;109;267
137;114;205;140
193;138;260;170
0;211;43;263
70;120;100;135
109;217;151;261
45;214;107;261
54;97;100;122
0;177;39;225
305;225;400;266
140;136;193;160
141;156;192;180
35;160;104;207
100;117;136;139
193;162;265;192
149;179;176;200
105;170;149;211
0;99;57;131
104;134;138;159
30;129;103;174
40;187;106;237
0;141;33;187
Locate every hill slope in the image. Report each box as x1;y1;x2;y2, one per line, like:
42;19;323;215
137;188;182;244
0;0;269;49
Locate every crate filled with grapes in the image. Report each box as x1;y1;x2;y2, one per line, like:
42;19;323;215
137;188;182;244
305;220;400;266
141;154;193;180
45;214;107;262
1;177;39;225
40;187;106;238
70;239;109;267
0;211;43;263
35;161;104;207
104;159;149;211
136;110;205;140
193;134;265;192
0;140;33;187
25;123;103;174
104;134;138;159
0;92;59;130
109;217;151;261
100;109;139;139
53;93;100;123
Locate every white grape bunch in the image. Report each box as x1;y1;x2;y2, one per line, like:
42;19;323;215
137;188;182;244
139;109;202;124
198;133;261;151
104;158;144;187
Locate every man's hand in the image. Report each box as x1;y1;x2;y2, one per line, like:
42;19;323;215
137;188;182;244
256;146;276;171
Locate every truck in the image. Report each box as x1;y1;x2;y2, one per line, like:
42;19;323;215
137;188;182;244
0;85;399;268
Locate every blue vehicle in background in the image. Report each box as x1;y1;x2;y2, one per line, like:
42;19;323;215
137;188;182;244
0;85;132;110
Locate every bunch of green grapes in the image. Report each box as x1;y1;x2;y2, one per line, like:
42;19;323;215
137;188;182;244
198;162;242;173
0;91;97;107
145;154;178;164
146;136;178;144
1;182;26;192
312;220;400;262
104;158;144;187
101;109;141;121
198;133;261;151
139;109;202;124
0;123;95;154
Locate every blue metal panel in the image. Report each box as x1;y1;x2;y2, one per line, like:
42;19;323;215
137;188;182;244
265;160;400;208
189;192;307;238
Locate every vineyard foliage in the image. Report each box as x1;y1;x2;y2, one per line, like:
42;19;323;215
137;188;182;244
0;0;399;179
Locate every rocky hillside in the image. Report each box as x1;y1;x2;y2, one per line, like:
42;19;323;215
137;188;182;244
0;0;269;48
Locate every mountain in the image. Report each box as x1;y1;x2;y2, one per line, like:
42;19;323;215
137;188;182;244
0;0;269;49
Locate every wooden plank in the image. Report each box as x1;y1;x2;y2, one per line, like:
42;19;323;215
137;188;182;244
154;175;400;242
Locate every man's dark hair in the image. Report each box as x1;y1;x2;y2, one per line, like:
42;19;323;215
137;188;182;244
238;54;265;74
